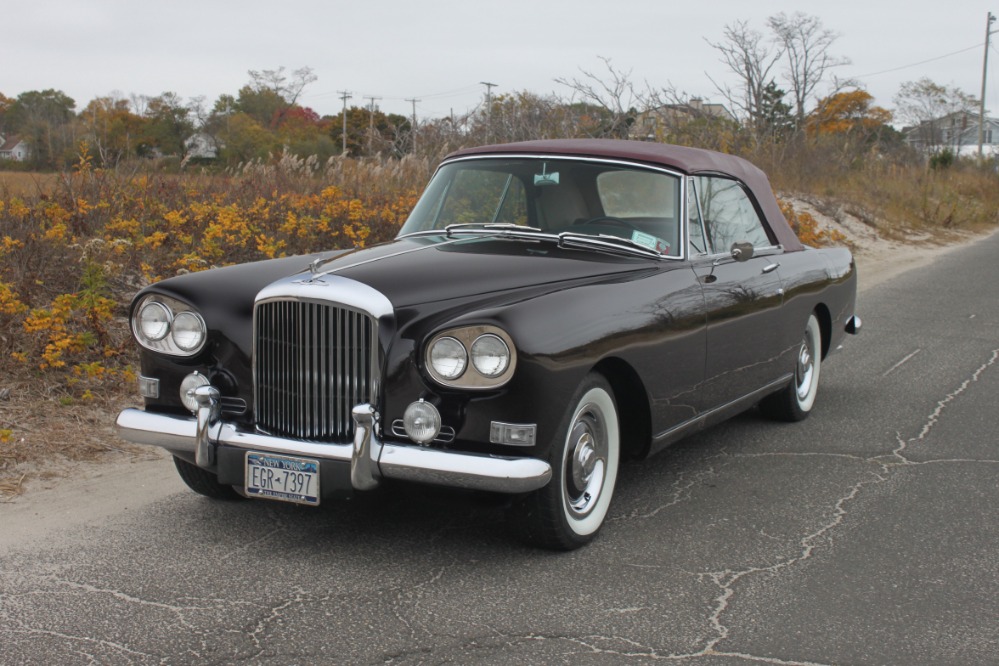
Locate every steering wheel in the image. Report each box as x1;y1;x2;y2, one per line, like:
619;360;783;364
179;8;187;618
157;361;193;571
572;216;641;232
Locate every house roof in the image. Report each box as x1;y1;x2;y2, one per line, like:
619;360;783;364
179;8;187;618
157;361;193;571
0;135;25;152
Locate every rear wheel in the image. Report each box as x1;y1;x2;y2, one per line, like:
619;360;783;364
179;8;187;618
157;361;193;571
760;313;822;422
173;456;245;500
513;375;620;550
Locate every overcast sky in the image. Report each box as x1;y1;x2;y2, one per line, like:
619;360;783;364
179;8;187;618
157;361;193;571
4;1;997;123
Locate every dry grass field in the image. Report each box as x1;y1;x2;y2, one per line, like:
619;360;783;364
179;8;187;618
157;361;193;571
0;171;60;197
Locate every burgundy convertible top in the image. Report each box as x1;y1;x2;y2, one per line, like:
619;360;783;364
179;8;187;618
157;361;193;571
446;139;803;252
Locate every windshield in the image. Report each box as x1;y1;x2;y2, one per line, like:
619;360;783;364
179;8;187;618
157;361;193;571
399;157;683;256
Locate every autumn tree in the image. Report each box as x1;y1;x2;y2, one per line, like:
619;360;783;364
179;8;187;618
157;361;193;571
327;106;411;157
81;94;141;166
6;89;77;167
0;92;12;135
219;113;279;162
276;106;337;162
140;92;195;156
244;66;317;128
807;90;891;138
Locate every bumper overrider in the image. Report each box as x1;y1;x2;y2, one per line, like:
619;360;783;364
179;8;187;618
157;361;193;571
115;386;553;496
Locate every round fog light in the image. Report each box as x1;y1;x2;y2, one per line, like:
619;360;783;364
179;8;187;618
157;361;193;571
179;372;211;413
403;400;441;445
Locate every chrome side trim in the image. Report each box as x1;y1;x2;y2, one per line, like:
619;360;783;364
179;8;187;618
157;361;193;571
115;408;552;495
649;374;794;454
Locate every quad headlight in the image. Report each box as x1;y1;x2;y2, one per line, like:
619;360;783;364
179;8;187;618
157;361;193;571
132;295;208;356
426;326;516;389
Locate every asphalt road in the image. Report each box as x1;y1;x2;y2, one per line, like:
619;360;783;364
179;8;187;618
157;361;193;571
2;233;998;665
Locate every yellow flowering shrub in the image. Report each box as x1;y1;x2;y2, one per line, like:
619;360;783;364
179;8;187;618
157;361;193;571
0;152;431;398
778;199;848;248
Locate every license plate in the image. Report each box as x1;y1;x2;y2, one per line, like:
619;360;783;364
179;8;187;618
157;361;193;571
245;452;320;506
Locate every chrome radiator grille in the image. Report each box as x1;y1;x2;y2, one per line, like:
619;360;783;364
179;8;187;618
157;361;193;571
254;300;376;441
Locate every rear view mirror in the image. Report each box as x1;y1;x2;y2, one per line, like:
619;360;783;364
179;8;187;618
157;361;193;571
534;163;559;187
730;242;755;261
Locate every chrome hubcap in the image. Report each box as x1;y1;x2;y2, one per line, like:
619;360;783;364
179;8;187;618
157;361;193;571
565;410;606;517
572;433;597;490
796;335;814;400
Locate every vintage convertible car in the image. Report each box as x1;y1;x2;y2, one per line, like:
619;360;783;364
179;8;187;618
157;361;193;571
116;139;859;549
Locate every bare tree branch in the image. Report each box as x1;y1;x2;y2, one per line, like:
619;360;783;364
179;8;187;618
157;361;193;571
555;56;651;137
706;20;784;135
768;12;849;125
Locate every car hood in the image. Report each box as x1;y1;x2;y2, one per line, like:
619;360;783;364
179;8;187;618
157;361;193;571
312;235;657;307
141;235;660;322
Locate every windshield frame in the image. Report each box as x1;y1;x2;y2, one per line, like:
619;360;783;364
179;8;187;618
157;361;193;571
398;154;688;261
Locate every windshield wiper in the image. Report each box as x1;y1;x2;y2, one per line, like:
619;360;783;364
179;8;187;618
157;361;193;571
445;222;547;236
557;232;664;259
397;223;548;240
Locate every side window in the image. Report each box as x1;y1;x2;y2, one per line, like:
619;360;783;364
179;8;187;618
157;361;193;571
695;176;772;252
595;170;681;255
687;178;707;255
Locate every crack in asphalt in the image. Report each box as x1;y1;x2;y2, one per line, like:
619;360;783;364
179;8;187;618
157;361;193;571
6;618;165;664
0;570;273;663
597;347;999;664
612;457;727;522
690;347;999;663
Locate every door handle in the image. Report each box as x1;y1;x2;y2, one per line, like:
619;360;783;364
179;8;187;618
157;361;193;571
762;262;780;274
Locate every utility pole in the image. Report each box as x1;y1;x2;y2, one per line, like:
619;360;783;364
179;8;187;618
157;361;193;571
406;98;420;154
978;12;996;158
337;91;352;155
364;96;381;155
480;81;497;139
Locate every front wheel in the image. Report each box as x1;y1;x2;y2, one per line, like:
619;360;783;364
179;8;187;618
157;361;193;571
513;375;620;550
760;313;822;422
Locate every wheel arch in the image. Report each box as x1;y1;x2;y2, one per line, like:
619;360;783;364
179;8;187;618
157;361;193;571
812;302;832;359
592;357;652;461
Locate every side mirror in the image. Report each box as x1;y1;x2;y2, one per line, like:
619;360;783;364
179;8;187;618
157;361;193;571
730;242;755;262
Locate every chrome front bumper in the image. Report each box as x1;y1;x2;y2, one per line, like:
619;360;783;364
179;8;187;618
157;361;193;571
115;399;552;495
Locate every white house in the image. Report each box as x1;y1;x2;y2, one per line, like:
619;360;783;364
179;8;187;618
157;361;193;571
183;132;222;160
904;111;999;157
0;135;30;161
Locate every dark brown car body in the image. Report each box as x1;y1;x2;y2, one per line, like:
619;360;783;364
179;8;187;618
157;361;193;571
117;139;859;549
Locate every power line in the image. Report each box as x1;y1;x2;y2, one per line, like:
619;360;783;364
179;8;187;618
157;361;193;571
306;84;481;105
853;42;984;79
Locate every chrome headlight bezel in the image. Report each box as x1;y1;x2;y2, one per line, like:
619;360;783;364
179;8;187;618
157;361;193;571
131;294;208;357
425;325;516;389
